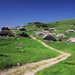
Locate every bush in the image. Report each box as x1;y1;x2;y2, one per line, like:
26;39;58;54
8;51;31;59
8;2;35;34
19;28;26;31
0;54;8;57
19;32;29;37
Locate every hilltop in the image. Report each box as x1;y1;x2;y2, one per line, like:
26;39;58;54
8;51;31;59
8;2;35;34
24;19;75;31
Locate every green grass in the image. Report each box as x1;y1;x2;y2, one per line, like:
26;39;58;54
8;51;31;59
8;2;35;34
36;41;75;75
23;19;75;75
24;19;75;75
0;37;59;69
1;19;75;73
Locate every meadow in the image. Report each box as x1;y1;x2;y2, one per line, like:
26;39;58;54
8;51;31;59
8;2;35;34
0;37;59;69
24;20;75;75
36;41;75;75
1;19;75;74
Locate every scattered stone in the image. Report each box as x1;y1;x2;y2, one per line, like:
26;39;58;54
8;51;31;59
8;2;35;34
67;37;75;43
36;32;45;37
49;28;56;31
65;29;75;34
56;34;65;41
17;63;21;66
42;33;56;41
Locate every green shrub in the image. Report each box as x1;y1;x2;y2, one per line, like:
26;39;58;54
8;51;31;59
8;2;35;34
19;32;29;37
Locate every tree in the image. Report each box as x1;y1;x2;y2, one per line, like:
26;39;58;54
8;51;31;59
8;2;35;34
19;28;26;31
33;22;42;28
41;23;48;28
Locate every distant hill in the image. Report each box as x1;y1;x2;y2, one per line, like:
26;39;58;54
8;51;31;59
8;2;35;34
23;19;75;31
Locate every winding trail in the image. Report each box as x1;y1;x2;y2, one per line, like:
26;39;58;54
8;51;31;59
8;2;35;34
0;36;71;75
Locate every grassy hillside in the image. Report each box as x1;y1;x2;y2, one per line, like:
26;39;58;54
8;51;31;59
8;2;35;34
24;19;75;35
34;19;75;75
47;19;75;33
1;19;75;73
23;19;75;75
0;37;59;69
36;41;75;75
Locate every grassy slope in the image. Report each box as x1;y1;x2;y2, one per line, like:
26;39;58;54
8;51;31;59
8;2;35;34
36;19;75;75
25;19;75;34
1;19;75;72
36;42;75;75
47;19;75;33
0;37;59;69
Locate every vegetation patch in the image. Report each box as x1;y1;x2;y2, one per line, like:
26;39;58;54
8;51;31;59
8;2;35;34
0;37;59;69
36;42;75;75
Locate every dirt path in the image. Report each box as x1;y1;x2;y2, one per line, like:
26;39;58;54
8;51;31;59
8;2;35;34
0;36;71;75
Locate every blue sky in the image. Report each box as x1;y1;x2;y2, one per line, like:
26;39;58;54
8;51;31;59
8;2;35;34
0;0;75;27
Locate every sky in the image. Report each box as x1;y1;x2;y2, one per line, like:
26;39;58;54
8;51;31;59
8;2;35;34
0;0;75;27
